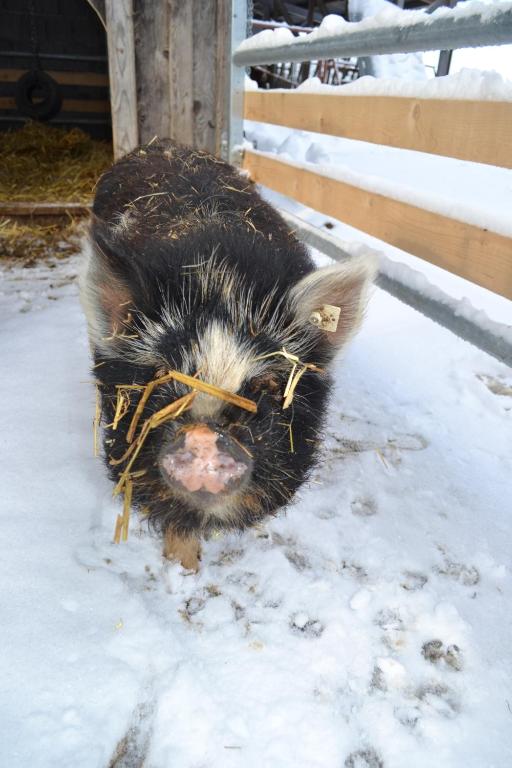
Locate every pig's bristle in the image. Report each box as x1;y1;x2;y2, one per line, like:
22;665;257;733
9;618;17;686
93;385;101;458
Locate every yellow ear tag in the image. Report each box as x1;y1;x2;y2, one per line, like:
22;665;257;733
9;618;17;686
308;304;341;333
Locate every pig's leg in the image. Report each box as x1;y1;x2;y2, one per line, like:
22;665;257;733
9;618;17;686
163;530;201;572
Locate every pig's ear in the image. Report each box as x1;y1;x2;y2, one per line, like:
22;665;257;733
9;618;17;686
289;255;377;354
79;216;134;350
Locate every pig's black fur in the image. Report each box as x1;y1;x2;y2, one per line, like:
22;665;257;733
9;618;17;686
91;141;316;322
87;141;343;537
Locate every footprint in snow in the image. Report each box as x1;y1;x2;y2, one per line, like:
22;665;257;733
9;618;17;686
231;600;245;620
393;681;460;729
313;505;337;520
345;747;384;768
285;548;310;571
374;608;406;650
400;571;428;591
374;608;404;632
183;595;206;618
225;569;259;592
415;681;460;718
435;560;480;586
263;597;283;609
422;639;463;671
476;373;512;398
394;704;421;729
180;584;222;623
271;532;311;572
290;612;324;638
351;496;377;517
108;701;154;768
327;426;427;466
210;547;245;566
341;560;367;581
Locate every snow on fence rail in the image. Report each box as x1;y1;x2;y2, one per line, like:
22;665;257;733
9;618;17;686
231;3;512;365
233;2;512;66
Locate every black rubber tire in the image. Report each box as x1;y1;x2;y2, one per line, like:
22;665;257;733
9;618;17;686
15;70;62;121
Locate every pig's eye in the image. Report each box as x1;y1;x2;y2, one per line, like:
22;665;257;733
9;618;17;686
249;373;281;397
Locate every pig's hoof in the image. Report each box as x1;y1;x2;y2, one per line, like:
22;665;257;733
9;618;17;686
163;530;201;572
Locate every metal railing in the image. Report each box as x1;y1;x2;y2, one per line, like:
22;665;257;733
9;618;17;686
228;1;512;365
234;3;512;66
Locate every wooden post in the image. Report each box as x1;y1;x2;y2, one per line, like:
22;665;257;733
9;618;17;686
168;0;219;153
166;0;243;157
133;0;171;144
101;0;241;158
105;0;138;158
194;0;218;153
168;1;194;145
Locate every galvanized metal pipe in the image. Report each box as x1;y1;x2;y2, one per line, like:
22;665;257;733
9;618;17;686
221;1;248;165
233;4;512;66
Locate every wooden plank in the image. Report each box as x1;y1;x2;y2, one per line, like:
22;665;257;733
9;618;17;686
0;69;109;86
0;97;110;113
61;99;110;113
168;0;194;144
0;202;92;216
133;0;171;144
244;91;512;169
243;150;512;300
193;0;217;153
167;0;231;154
105;0;138;158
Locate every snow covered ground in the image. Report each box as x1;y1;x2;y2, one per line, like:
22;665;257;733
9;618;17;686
1;242;511;767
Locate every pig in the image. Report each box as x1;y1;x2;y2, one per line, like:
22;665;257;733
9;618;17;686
80;140;376;570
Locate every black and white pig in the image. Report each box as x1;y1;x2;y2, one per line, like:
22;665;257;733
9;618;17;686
80;140;376;570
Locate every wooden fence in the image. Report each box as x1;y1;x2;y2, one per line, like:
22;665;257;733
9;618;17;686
242;90;512;302
232;3;512;364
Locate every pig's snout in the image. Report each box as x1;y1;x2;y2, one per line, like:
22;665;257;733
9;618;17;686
160;424;251;496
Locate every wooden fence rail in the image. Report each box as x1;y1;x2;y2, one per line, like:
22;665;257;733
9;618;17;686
243;150;512;301
244;91;512;169
235;4;512;361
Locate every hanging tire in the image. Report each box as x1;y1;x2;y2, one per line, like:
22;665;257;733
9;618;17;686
15;70;62;121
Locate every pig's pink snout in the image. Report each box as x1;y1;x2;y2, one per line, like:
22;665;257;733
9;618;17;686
160;425;251;496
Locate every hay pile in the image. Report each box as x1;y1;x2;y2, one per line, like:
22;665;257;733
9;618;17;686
0;122;112;262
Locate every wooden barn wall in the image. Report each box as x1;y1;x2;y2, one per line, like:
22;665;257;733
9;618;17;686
0;0;111;139
0;0;234;156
